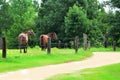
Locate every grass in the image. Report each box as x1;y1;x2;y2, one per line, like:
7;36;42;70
47;63;120;80
0;46;119;73
0;46;91;73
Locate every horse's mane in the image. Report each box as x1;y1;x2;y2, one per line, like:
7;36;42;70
25;30;30;33
47;32;56;35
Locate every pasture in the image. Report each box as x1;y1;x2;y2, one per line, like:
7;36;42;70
0;47;119;73
47;63;120;80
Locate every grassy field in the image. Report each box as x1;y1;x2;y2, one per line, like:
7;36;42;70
47;63;120;80
0;46;119;73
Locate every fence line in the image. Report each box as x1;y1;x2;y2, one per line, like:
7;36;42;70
46;36;79;54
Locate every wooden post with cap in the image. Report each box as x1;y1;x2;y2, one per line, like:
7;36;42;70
74;36;79;53
47;38;51;54
2;37;6;58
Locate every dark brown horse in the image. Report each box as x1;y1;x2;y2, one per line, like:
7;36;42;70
18;29;35;53
40;32;57;50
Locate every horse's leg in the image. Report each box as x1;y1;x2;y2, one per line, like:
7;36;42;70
41;36;44;51
20;48;22;53
19;44;22;53
25;43;28;53
23;48;25;53
41;44;44;51
42;44;45;51
41;45;44;50
43;44;45;50
45;43;47;51
24;46;26;53
25;46;27;53
41;43;44;51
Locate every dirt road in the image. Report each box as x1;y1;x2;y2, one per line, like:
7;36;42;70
0;52;120;80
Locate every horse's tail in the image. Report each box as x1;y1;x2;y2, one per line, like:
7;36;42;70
18;35;24;51
20;36;24;41
40;35;44;50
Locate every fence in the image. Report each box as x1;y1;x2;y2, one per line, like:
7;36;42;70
46;36;79;54
41;33;118;54
0;37;6;58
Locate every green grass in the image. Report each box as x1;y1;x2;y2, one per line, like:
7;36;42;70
88;47;120;52
0;46;119;73
0;46;91;73
47;63;120;80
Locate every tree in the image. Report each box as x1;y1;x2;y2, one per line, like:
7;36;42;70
108;11;120;42
37;0;107;47
4;0;37;48
108;0;120;45
37;0;88;36
87;0;100;20
111;0;120;8
87;19;103;46
64;4;89;38
0;0;11;37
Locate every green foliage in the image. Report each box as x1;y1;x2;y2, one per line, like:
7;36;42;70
107;0;120;46
87;21;103;47
3;0;37;48
0;0;12;36
0;0;118;48
37;0;106;47
111;0;120;8
87;0;100;20
64;4;89;37
37;0;88;35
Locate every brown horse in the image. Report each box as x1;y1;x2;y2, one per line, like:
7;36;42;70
40;32;57;50
18;29;35;53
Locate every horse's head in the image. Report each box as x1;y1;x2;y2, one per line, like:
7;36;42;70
27;29;35;36
53;32;57;39
49;32;57;39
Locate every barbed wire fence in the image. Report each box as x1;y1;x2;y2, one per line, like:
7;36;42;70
39;37;79;54
40;33;118;54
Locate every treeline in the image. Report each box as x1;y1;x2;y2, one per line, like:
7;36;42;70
0;0;120;48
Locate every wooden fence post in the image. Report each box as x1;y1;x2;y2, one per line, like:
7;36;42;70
0;37;2;49
103;39;107;48
88;41;91;49
2;37;6;58
83;33;87;50
64;43;68;48
47;38;51;54
74;36;79;53
113;41;116;51
58;40;61;48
